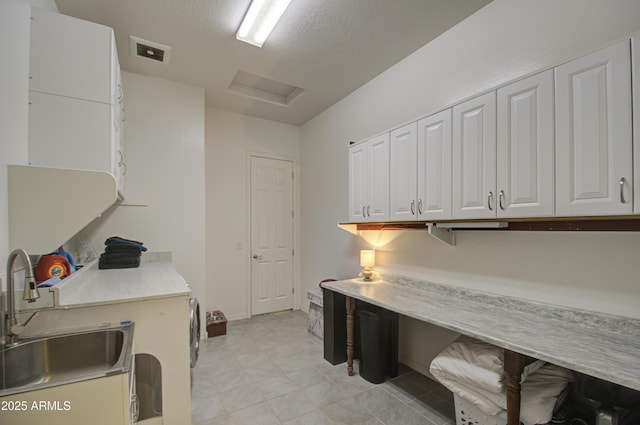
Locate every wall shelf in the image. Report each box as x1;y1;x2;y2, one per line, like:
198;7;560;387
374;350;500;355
338;216;640;246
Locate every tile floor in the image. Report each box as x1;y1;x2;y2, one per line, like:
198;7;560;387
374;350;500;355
191;310;456;425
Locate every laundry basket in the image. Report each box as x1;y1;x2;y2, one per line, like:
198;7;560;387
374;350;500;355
454;394;506;425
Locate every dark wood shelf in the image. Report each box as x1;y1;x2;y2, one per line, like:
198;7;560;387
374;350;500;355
339;215;640;233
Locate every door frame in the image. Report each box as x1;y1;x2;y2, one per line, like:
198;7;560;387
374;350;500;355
246;152;300;316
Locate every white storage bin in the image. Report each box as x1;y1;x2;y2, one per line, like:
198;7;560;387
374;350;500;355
454;394;507;425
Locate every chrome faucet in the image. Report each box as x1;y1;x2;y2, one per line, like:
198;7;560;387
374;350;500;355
3;249;40;345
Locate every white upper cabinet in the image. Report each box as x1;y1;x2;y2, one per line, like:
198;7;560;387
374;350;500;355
555;40;633;216
417;109;452;220
348;134;390;222
497;70;555;218
29;7;114;103
348;142;368;222
390;122;418;221
452;91;497;219
28;8;125;196
633;34;640;214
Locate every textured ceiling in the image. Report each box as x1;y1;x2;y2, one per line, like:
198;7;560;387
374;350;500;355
55;0;492;126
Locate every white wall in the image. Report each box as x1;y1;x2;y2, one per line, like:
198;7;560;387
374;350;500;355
83;72;206;322
300;0;640;375
0;1;32;286
205;108;301;320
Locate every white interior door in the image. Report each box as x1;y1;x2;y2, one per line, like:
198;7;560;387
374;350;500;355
250;156;294;315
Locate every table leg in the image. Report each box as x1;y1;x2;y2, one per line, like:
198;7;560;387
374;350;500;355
346;296;356;376
504;349;524;425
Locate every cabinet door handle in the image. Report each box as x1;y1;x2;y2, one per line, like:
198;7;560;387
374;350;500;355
499;190;505;210
410;200;415;215
620;178;627;204
362;206;366;217
418;199;423;215
367;205;370;217
487;192;494;211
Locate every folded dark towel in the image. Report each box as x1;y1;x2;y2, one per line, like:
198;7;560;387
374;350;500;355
99;255;141;269
104;244;142;255
105;236;147;252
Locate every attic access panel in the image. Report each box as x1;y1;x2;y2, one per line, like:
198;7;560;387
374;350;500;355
228;70;304;106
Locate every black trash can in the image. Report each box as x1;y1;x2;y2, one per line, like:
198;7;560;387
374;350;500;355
322;286;348;365
358;304;399;384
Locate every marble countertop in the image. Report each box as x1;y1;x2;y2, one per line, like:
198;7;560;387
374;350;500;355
55;252;191;307
321;275;640;392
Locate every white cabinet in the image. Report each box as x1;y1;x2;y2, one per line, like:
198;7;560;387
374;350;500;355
28;8;125;196
389;112;453;222
348;134;390;222
633;35;640;214
452;92;497;219
0;372;133;425
389;122;417;220
417;110;453;220
555;40;632;216
496;70;555;218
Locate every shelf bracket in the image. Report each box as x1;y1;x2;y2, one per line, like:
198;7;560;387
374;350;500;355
427;223;455;246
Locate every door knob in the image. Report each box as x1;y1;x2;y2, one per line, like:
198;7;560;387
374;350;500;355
252;254;263;260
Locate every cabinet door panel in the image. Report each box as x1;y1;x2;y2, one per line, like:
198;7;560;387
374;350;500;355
390;122;417;221
497;70;554;217
555;40;632;216
348;143;368;222
30;7;113;104
367;134;390;221
417;109;452;220
453;92;497;219
29;91;111;171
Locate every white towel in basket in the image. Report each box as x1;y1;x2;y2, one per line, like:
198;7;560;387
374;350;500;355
429;336;573;425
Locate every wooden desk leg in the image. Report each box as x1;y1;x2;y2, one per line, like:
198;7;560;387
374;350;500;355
504;349;524;425
346;296;356;376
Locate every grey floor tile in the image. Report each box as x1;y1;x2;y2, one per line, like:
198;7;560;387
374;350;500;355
230;402;280;425
283;409;338;425
269;388;317;422
321;398;375;424
191;310;455;425
256;374;298;400
352;387;404;417
191;394;226;423
408;392;456;424
381;374;430;402
304;379;353;408
219;383;264;413
377;404;434;425
213;369;251;393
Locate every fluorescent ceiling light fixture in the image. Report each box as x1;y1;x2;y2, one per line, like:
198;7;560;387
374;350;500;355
236;0;292;47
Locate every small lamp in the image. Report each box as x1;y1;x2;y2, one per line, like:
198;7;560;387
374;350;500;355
360;250;375;281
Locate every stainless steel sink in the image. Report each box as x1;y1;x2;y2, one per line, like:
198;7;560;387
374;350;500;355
0;323;134;396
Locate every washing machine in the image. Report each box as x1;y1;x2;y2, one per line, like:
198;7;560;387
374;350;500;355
189;297;201;368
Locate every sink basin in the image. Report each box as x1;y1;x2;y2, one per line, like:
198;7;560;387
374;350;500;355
0;323;134;396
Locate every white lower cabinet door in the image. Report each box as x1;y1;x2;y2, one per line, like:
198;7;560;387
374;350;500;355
555;39;633;216
497;70;555;218
453;91;497;219
417;109;452;220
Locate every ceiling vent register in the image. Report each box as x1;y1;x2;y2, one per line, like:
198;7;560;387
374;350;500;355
129;36;171;65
